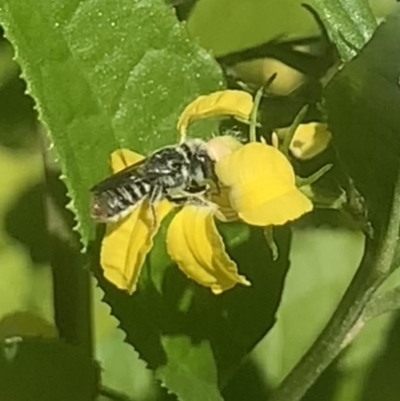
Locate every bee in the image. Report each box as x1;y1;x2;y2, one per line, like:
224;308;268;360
90;138;217;223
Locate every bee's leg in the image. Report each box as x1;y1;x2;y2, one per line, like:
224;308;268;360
212;174;221;195
208;163;221;195
166;192;212;208
192;181;220;198
187;196;214;208
183;182;208;195
147;186;163;231
165;194;188;206
199;160;220;195
166;184;208;201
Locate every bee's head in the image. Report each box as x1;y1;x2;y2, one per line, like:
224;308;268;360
180;139;217;184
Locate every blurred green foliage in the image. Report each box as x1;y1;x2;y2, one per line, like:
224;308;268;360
0;39;53;327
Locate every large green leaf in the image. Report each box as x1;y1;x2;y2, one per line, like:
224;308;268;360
310;0;377;61
0;0;224;246
0;1;288;400
323;5;400;232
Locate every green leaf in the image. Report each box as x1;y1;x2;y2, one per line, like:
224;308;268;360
0;0;224;246
309;0;377;61
0;1;286;400
323;5;400;232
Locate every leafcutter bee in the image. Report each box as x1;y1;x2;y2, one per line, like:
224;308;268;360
90;139;217;223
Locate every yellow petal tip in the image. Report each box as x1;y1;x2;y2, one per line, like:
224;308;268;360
210;274;251;295
167;205;248;294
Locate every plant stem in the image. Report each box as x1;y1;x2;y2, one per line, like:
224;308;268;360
363;285;400;321
268;170;400;401
342;284;400;348
296;164;332;187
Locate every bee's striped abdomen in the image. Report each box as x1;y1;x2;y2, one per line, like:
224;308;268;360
90;181;151;223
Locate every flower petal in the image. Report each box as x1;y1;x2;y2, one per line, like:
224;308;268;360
215;142;313;226
101;199;172;294
100;149;173;293
166;205;250;294
110;148;144;171
290;122;332;160
177;90;253;135
216;142;295;194
238;188;313;226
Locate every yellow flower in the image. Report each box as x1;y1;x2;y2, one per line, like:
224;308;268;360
100;138;313;296
100;149;250;296
273;122;332;160
215;142;313;226
166;204;249;294
177;90;253;139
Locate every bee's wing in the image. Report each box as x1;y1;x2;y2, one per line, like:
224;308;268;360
90;157;148;192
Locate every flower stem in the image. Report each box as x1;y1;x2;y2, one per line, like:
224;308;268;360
296;164;333;187
263;227;279;261
281;105;309;157
268;169;400;401
342;284;400;348
249;86;264;142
